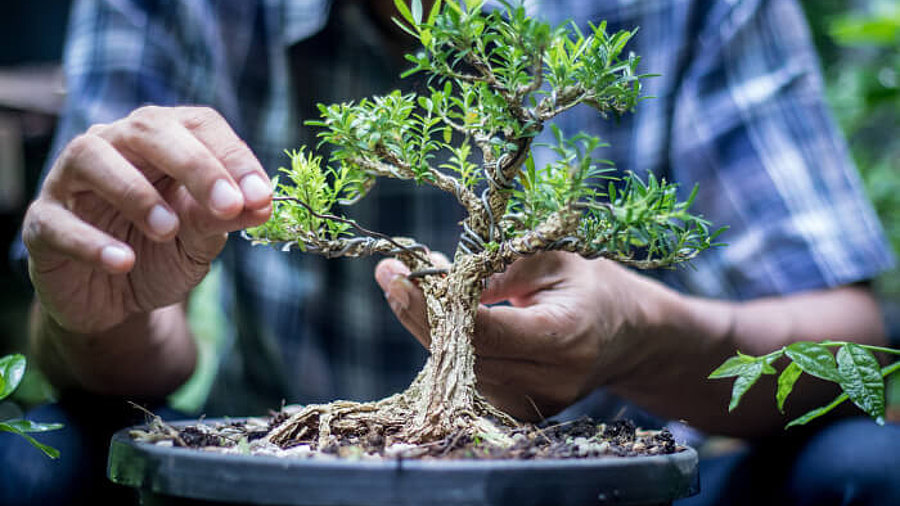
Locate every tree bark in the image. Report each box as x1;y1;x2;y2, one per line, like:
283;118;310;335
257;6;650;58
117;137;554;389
410;258;483;440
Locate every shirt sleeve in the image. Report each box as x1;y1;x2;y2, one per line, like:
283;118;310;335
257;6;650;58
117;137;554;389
661;0;894;300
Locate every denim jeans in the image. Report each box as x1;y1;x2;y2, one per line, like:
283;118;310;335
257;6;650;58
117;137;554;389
677;417;900;506
0;394;185;506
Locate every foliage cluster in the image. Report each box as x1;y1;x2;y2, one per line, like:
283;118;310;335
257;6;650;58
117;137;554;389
712;342;900;428
248;0;720;272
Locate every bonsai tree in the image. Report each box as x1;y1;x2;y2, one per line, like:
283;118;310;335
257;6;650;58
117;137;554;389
246;0;719;451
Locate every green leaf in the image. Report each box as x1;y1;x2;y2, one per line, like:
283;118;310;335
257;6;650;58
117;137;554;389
0;354;26;401
785;342;841;383
829;15;900;47
393;0;415;26
776;362;802;413
786;393;848;429
426;0;442;25
728;361;764;412
709;353;757;379
2;419;63;433
836;343;885;423
411;0;423;24
420;28;432;48
0;421;61;459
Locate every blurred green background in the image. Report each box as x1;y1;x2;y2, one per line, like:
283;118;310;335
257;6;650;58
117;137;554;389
0;0;898;418
801;0;900;297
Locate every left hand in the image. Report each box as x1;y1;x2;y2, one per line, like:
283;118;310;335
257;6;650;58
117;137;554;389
375;251;673;421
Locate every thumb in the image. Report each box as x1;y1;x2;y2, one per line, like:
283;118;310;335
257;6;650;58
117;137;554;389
375;258;431;348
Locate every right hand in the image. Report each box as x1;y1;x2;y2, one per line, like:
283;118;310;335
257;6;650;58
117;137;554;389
22;106;272;333
376;252;674;421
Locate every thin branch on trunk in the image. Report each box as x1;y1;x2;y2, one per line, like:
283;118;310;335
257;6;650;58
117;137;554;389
359;150;483;216
272;196;432;265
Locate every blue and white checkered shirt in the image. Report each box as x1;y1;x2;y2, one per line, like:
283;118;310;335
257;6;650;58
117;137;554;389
20;0;894;416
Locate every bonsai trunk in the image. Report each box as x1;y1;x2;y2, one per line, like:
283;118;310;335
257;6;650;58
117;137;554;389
264;256;514;449
410;265;482;440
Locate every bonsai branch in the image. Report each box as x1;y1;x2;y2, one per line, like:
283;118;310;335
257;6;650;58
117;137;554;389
358;150;483;215
271;196;432;265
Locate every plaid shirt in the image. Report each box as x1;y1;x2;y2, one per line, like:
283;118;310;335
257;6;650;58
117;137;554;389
22;0;894;415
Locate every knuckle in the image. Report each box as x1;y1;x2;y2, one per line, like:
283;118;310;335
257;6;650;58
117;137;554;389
22;201;51;250
178;149;215;174
129;104;165;121
126;106;164;135
85;122;109;137
182;106;224;130
119;176;156;210
51;134;101;188
218;138;253;165
63;132;98;163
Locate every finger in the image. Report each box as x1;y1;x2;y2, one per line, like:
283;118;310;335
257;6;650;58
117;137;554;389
375;258;431;348
375;258;410;288
102;107;245;219
45;133;180;242
176;107;272;210
475;358;572;421
23;200;135;274
176;182;273;238
477;382;544;422
428;251;451;269
473;303;575;360
482;252;567;305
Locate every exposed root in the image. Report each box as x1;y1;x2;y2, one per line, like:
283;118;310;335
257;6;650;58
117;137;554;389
131;407;685;460
265;389;519;454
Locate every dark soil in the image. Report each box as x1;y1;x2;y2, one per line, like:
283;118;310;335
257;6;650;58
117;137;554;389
131;409;684;461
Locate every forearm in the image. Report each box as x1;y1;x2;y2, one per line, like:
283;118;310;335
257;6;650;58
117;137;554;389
30;300;197;398
612;283;887;438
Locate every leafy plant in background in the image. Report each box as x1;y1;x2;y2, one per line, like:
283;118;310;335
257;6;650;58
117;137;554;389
0;354;61;458
245;0;719;450
815;1;900;294
711;343;900;428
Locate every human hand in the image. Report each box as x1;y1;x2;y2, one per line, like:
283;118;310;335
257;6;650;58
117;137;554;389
23;106;272;333
375;252;672;421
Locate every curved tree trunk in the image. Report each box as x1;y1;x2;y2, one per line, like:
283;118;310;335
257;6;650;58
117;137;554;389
409;259;483;440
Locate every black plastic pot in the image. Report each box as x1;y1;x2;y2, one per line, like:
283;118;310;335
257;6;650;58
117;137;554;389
108;424;699;506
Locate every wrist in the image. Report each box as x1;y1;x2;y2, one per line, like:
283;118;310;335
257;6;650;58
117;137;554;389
29;300;196;397
608;279;736;395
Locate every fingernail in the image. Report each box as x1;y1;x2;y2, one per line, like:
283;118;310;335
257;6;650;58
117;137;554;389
386;275;411;311
101;244;132;269
239;173;271;204
147;205;178;236
210;179;242;215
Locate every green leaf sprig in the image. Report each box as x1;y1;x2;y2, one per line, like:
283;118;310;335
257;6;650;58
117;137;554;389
710;341;900;428
0;354;62;458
